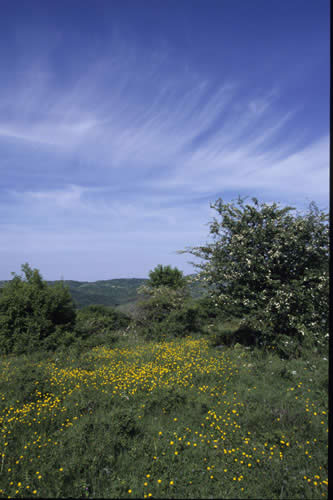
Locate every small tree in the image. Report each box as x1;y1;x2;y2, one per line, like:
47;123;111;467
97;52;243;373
178;197;329;352
147;264;188;290
136;284;188;323
134;265;191;338
0;263;76;354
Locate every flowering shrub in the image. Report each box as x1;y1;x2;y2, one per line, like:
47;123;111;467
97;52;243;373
178;197;328;352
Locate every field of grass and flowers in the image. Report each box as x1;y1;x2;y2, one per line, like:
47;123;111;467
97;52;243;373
0;332;328;499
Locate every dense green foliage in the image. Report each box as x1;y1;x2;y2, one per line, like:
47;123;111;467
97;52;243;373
134;285;189;339
0;264;206;354
134;265;207;340
179;197;329;356
0;264;76;354
147;264;188;290
74;304;131;346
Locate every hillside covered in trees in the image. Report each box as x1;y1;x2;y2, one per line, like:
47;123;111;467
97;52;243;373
0;275;207;309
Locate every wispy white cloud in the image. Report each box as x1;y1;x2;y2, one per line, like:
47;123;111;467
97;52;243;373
0;45;326;201
6;183;213;237
0;41;329;279
157;128;328;195
20;184;89;209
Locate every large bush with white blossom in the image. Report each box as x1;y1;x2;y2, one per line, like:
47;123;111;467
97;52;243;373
178;196;328;353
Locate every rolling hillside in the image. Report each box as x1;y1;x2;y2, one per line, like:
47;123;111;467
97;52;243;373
0;275;207;309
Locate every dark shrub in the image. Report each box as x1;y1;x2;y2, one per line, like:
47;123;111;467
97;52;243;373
0;263;76;355
163;300;203;337
74;304;131;339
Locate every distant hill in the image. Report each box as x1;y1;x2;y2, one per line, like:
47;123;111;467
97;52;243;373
0;274;207;309
53;278;149;309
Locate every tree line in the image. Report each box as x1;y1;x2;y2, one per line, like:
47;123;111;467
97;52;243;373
0;197;328;357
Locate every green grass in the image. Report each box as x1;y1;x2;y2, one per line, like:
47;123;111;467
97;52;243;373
0;334;328;499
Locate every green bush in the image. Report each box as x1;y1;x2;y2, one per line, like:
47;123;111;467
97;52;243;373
135;278;229;340
135;293;205;340
74;304;131;339
0;263;76;354
162;300;203;337
135;285;189;325
195;295;226;322
147;264;188;289
134;264;191;337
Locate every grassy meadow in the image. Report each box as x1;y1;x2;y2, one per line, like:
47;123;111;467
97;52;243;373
0;332;328;499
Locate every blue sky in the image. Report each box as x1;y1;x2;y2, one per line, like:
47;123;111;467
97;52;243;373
0;0;329;281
